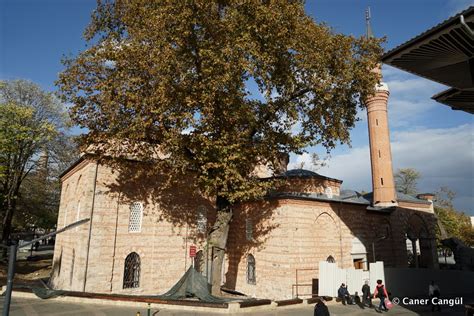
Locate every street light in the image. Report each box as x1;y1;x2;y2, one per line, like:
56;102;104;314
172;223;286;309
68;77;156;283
1;218;89;316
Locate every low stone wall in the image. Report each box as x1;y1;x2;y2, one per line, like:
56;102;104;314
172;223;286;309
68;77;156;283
384;268;474;298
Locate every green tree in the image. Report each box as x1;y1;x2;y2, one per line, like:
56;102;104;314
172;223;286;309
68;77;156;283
57;0;383;293
0;80;73;246
434;186;473;246
395;168;421;195
14;135;79;231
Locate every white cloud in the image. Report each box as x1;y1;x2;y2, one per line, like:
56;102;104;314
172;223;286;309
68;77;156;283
388;99;436;128
383;75;446;127
387;78;443;99
289;124;474;214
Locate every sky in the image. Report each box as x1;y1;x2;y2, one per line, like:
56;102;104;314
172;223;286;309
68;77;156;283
1;0;473;214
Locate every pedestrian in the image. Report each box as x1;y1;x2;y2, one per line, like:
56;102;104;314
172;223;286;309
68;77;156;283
338;283;355;305
362;280;372;307
373;279;389;312
429;280;441;312
314;296;330;316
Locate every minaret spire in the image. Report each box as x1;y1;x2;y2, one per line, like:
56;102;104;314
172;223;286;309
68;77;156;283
364;7;397;207
366;7;373;39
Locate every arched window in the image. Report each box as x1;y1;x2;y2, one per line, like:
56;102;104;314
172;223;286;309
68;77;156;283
326;255;335;263
247;254;256;285
75;175;82;194
197;206;207;234
123;252;141;289
245;218;253;241
128;202;143;233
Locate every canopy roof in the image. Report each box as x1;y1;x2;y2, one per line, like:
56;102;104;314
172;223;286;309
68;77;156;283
382;6;474;114
432;88;474;114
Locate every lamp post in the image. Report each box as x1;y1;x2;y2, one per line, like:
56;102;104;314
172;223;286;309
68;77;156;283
1;218;89;316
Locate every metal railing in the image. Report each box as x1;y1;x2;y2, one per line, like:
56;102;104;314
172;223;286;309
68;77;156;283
292;268;318;298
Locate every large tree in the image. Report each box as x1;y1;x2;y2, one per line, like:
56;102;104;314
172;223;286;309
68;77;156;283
58;0;383;293
0;80;72;246
434;187;474;246
395;168;421;195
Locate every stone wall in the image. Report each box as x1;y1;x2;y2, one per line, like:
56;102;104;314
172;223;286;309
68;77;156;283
225;199;438;299
51;160;438;300
51;160;214;295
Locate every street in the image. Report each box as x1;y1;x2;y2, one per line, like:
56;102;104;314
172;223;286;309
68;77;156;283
0;296;469;316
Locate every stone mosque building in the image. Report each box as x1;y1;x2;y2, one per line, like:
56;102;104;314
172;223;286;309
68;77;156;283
50;69;439;300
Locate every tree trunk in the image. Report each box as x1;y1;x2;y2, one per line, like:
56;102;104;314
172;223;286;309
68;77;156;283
208;196;233;296
0;199;16;261
1;199;15;244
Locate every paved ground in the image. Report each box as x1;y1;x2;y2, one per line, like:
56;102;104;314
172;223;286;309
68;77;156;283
0;296;469;316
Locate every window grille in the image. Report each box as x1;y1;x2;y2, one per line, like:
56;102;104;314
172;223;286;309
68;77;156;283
128;202;143;232
247;254;256;284
123;252;141;289
326;255;335;263
197;206;207;234
245;218;253;241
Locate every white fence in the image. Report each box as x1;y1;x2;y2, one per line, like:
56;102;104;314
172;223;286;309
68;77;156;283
318;261;385;297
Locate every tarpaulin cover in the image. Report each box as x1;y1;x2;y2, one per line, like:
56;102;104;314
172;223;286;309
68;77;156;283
156;266;227;303
32;287;65;299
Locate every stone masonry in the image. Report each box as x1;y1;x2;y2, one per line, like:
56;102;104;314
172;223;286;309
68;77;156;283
50;158;438;300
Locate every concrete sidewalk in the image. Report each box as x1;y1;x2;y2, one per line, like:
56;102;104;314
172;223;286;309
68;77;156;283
0;296;469;316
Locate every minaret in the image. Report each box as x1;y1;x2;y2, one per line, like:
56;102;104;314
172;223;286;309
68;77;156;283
365;8;397;207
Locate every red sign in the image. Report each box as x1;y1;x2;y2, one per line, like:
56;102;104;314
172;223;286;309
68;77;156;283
189;245;197;258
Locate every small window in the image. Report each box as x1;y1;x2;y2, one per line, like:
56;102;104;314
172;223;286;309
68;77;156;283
326;255;335;263
378;150;381;158
324;187;333;198
245;218;253;241
381;178;384;186
376;119;379;126
247;254;256;284
197;206;207;234
129;202;143;233
123;252;141;289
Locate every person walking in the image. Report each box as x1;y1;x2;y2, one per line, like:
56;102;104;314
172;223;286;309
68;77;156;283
362;280;372;307
373;279;389;312
429;281;441;312
314;297;330;316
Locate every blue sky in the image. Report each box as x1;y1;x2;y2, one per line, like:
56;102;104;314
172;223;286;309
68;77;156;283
1;0;473;214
